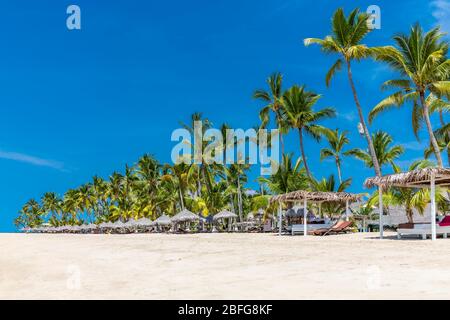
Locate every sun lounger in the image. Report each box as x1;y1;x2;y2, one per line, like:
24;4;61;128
397;221;450;240
311;221;353;236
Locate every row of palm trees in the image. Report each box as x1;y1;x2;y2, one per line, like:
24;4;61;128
15;7;449;229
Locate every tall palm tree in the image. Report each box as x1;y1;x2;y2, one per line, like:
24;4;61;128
253;72;287;155
320;128;351;183
346;131;404;172
370;24;450;167
304;8;382;177
281;85;336;178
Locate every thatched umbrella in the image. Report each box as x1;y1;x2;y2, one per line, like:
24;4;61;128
171;209;199;222
213;210;238;221
136;218;153;227
171;209;199;232
213;210;238;232
153;214;172;226
364;167;450;241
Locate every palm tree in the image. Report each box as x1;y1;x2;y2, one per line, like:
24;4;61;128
346;131;404;172
370;24;450;167
41;192;62;224
15;199;43;228
258;154;309;194
310;174;352;217
304;8;382;177
320;128;351;182
253;72;287;155
281;85;336;178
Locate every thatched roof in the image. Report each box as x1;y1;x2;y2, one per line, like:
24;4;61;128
364;167;450;188
172;209;199;222
153;214;172;225
213;210;238;221
270;190;363;203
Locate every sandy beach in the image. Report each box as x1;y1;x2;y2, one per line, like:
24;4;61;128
1;232;450;299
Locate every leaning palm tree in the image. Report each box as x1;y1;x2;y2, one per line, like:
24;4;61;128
281;85;336;178
253;72;288;155
370;24;450;167
346;131;404;172
304;7;381;177
320;128;351;183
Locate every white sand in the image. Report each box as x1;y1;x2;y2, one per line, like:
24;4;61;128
1;232;450;299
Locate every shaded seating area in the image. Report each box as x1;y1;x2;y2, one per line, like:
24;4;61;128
365;167;450;241
271;190;363;236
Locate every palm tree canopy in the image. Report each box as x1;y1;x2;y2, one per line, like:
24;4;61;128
346;131;404;170
281;85;336;139
304;8;373;86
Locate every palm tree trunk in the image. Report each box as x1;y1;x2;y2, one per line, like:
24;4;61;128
298;128;312;178
336;158;342;183
346;60;381;177
178;188;185;210
275;109;285;156
420;91;443;167
237;176;244;222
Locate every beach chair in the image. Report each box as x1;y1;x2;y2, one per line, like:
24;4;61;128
311;220;353;236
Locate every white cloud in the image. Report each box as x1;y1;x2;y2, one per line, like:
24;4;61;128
0;150;64;171
431;0;450;35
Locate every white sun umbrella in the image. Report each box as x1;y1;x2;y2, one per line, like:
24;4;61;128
171;209;199;223
153;214;172;226
20;227;30;233
213;210;238;221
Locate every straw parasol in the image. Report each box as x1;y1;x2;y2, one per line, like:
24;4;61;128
136;218;153;227
270;190;363;203
364;167;450;241
171;209;199;223
153;214;172;226
213;210;238;221
364;167;450;188
271;190;363;237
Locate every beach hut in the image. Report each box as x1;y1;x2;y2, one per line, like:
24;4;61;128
364;167;450;241
271;190;363;236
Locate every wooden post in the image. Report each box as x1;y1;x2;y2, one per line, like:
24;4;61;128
431;173;436;241
303;197;307;237
345;200;350;221
378;187;383;239
278;201;282;236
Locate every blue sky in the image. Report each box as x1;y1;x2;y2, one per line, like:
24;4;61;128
0;0;448;231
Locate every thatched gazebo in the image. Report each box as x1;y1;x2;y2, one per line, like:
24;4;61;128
364;167;450;241
271;190;363;236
